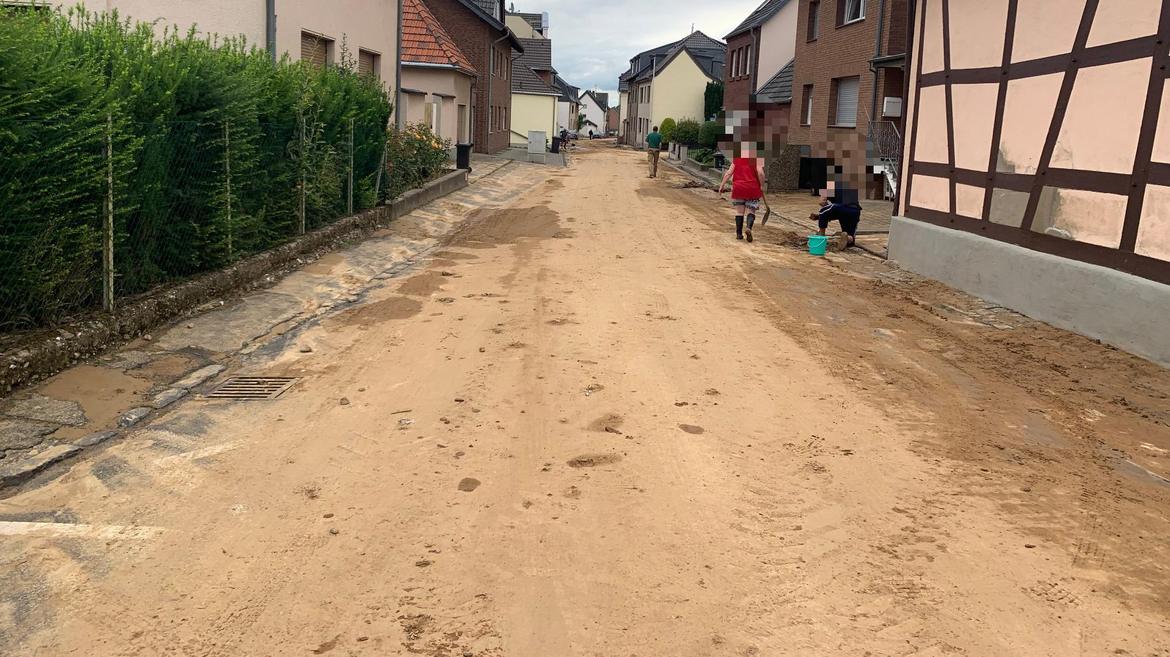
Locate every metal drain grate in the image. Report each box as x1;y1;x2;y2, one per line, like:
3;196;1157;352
206;377;297;400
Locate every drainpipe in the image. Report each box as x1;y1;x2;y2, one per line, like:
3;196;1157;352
395;0;404;128
870;0;887;118
750;26;760;97
265;0;276;61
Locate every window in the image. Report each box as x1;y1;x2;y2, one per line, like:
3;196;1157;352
300;31;333;68
832;76;860;127
744;44;752;77
840;0;865;25
807;1;820;40
358;49;380;79
801;84;814;126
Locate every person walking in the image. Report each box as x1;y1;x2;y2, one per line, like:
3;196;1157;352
717;142;766;242
646;126;662;178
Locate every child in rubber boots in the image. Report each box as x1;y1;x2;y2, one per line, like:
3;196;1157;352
717;142;766;242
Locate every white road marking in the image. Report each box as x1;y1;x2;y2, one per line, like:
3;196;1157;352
0;521;163;540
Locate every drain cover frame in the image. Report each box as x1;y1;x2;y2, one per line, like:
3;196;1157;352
206;376;297;400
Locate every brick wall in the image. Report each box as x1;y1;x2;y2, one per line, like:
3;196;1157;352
789;0;907;199
724;31;755;112
425;0;512;153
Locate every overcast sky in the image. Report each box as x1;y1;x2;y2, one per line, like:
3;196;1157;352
510;0;762;96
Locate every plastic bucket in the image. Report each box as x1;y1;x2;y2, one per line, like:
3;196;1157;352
808;235;828;255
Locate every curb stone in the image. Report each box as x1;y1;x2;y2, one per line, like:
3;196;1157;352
0;444;82;488
117;407;151;428
173;364;225;390
150;388;188;409
73;430;118;448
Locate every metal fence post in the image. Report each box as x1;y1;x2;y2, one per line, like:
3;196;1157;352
299;114;307;235
374;139;386;203
103;113;115;313
225;120;233;260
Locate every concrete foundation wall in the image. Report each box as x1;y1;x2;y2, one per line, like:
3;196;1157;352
888;216;1170;367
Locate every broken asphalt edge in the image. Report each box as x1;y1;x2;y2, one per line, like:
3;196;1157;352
0;168;491;493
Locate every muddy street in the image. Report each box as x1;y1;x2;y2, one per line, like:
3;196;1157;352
2;142;1169;656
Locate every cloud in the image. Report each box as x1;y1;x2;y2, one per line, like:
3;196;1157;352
509;0;760;92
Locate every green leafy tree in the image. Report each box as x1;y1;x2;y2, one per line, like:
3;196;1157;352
673;118;702;145
699;120;722;148
704;81;724;120
659;118;677;144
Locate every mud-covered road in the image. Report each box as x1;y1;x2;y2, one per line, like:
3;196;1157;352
2;142;1169;656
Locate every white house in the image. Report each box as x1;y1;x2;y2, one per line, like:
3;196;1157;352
579;90;609;138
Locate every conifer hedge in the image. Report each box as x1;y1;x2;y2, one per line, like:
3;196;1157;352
0;7;407;328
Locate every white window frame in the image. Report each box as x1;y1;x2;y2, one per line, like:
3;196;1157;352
802;85;814;126
833;76;860;128
842;0;865;25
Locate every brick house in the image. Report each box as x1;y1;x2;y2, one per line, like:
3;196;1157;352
724;0;801;189
788;0;908;201
424;0;524;153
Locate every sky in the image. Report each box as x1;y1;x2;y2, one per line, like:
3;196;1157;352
510;0;764;97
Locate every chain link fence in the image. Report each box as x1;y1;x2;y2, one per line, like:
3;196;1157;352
0;115;395;330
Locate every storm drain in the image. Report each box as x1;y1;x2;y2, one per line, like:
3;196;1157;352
206;377;297;400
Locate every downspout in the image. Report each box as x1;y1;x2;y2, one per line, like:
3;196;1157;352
894;0;915;216
750;26;760;97
870;0;887;118
395;0;404;128
265;0;276;62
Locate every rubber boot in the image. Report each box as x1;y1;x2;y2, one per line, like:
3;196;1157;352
735;216;744;239
745;213;756;242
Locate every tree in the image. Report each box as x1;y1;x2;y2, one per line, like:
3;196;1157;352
577;112;585;130
704;81;724;120
673;118;701;145
659;118;677;144
699;120;722;148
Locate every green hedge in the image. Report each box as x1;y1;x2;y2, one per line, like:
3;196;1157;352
0;7;413;329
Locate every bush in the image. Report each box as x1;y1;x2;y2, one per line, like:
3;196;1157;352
673;118;701;145
0;7;409;328
659;118;677;144
699;120;722;148
384;123;451;201
690;148;715;165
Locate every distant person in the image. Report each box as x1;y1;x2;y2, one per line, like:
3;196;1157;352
717;142;766;242
646;126;662;178
588;128;595;139
810;182;862;249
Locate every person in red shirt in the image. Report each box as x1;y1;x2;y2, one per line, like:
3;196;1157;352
717;141;766;242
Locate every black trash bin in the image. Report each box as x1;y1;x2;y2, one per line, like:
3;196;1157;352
456;143;473;171
713;152;726;171
550;136;562;153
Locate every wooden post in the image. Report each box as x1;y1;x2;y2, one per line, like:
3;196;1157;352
103;114;115;313
225;120;233;259
348;117;355;215
299;114;307;235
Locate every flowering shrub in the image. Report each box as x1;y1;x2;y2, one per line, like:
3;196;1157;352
383;123;451;201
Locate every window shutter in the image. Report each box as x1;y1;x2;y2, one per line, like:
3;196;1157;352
835;77;859;127
301;32;328;68
358;50;378;78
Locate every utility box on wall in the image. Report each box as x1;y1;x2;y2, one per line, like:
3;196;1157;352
882;97;903;117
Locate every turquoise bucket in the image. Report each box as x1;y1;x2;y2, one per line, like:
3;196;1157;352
808;235;828;255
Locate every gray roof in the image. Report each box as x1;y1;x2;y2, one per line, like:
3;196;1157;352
512;60;559;96
518;37;553;71
470;0;501;20
554;75;580;103
582;90;609;111
622;31;726;86
514;11;543;32
755;58;794;103
725;0;792;40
